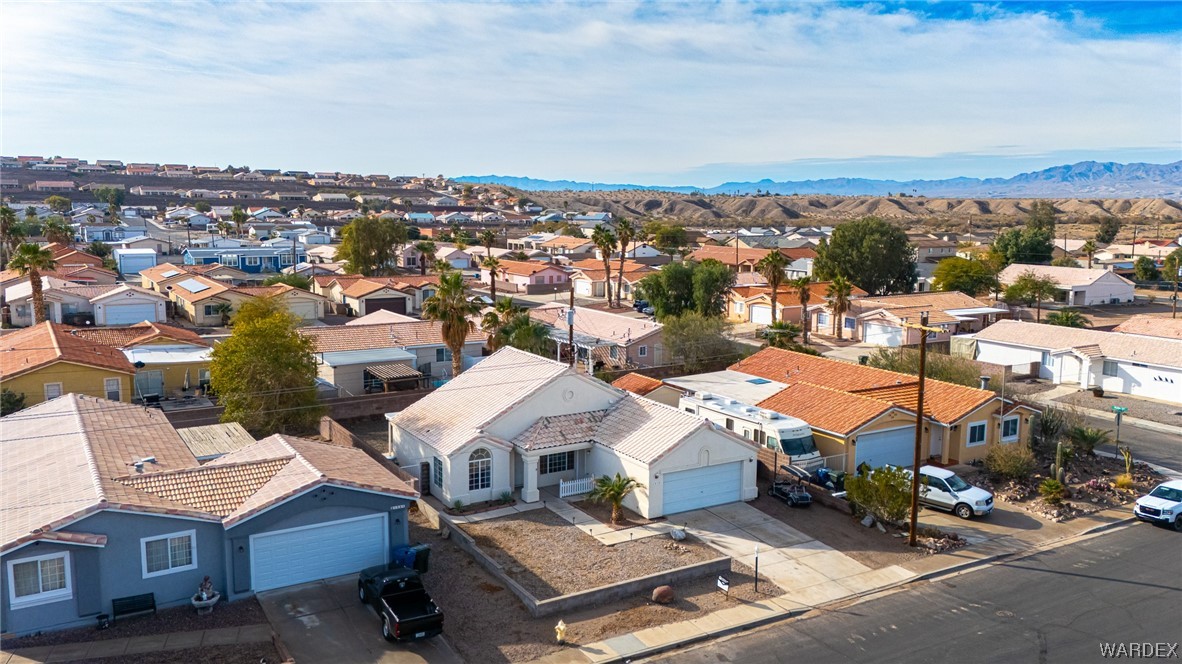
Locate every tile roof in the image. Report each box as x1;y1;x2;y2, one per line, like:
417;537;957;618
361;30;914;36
594;393;717;464
690;245;815;266
529;303;662;345
757;382;906;435
347;309;420;325
0;322;136;380
611;372;665;396
116;458;292;517
998;264;1132;288
493;259;562;276
301;321;485;352
738;280;869;305
139;262;192;283
853;291;995;313
539;236;593;249
1112;315;1182;340
56;284;121;300
973;320;1182;369
68;321;210;349
512;411;607;451
176;422;257;459
169;274;232;302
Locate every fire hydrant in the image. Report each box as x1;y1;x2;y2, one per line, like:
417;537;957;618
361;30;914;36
555;619;567;645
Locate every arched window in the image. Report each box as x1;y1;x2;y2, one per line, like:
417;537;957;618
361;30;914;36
468;448;491;491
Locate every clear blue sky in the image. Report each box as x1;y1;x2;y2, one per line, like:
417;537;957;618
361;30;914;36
3;1;1179;186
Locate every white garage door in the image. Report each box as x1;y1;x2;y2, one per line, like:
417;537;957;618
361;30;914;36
288;300;320;321
750;305;773;325
105;303;158;325
854;427;914;469
250;514;388;592
863;322;903;347
662;462;743;515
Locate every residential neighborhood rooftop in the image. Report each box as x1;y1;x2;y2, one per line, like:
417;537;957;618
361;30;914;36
972;320;1182;369
1111;314;1182;340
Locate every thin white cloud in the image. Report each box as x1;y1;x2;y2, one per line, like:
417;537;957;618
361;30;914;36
1;2;1178;184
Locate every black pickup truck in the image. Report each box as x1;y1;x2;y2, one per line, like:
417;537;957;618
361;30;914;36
358;565;444;642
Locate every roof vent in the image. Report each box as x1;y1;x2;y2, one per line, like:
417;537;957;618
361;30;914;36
760;410;779;420
699;392;713;401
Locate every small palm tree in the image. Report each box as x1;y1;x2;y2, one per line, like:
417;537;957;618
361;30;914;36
41;217;74;245
505;314;552;356
1081;239;1097;269
422;271;482;378
478;229;497;259
756;251;789;325
231;206;248;237
588;473;645;525
482;298;524;351
213;302;233;326
614;218;637;307
9;243;57;324
1067;425;1111;457
789;276;813;345
414;240;436;276
826;276;853;340
481;256;501;304
592;227;616;305
0;206;26;268
764;321;802;349
1045;308;1091;328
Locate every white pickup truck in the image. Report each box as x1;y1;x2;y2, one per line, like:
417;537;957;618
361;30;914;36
1134;480;1182;531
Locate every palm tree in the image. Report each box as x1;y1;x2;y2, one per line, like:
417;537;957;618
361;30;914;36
414;240;436;276
504;314;552;356
213;302;233;326
10;243;57;324
588;473;645;525
1066;425;1111;457
481;256;501;304
421;271;482;379
764;321;802;349
756;251;789;325
826;275;854;340
788;276;813;345
1;206;27;268
481;298;524;350
614;218;636;307
591;227;616;306
41;217;73;245
478;229;497;259
1045;308;1091;328
231;206;248;237
1081;239;1097;269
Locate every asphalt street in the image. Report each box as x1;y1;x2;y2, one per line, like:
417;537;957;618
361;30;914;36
649;524;1182;664
1088;414;1181;473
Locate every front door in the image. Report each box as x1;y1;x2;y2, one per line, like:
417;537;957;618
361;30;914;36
929;426;944;460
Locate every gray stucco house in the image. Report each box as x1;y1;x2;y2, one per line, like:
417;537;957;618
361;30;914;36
1;395;418;636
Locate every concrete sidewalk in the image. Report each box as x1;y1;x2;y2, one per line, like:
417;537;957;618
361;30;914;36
0;624;274;664
528;505;1135;664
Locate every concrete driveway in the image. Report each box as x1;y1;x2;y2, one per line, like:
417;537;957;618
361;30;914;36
258;575;461;664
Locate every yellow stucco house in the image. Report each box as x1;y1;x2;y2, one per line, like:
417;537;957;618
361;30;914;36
70;322;213;400
0;322;135;406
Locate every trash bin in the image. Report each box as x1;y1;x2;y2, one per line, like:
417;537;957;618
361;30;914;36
391;544;431;574
858;355;869;365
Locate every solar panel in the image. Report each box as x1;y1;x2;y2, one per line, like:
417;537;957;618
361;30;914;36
177;278;209;293
161;270;181;278
746;378;771;385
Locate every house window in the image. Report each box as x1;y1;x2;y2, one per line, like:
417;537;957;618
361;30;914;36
245;256;261;266
609;346;618;360
845;317;856;329
736;302;745;313
223;255;239;266
638;346;648;357
203;304;217;317
468;448;491;491
279;253;293;265
44;383;63;400
7;552;71;609
967;421;988;447
541;451;575;474
725;418;734;431
1102;361;1118;377
104;377;121;401
1001;416;1019;442
141;530;196;578
198;369;211;387
817;312;829;327
432;457;443;488
436;348;453;363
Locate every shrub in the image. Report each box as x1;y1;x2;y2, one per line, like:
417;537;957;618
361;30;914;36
452;499;466;513
1029;407;1066;454
1067;426;1111;457
1039;478;1067;504
844;465;913;525
1114;474;1135;491
499;491;514;504
985;444;1037;482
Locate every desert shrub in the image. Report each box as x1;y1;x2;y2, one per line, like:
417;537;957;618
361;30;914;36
844;465;912;525
1067;426;1111;457
1029;407;1066;454
1039;478;1067;504
985;444;1037;481
1114;474;1135;491
452;499;466;513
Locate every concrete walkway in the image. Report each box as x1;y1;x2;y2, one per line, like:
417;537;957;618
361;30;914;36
0;624;273;663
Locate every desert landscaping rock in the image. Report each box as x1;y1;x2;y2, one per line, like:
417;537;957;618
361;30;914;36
652;585;676;604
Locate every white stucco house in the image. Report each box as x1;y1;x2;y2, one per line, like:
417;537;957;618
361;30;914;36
997;264;1134;306
387;348;759;517
969;320;1181;404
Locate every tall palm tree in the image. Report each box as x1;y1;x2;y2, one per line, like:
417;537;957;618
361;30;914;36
481;298;524;351
789;276;813;345
10;243;57;324
422;271;482;379
826;275;853;340
478;229;497;259
1;206;27;268
231;206;248;237
505;313;552;356
614;218;636;307
481;256;501;304
1081;239;1097;269
41;217;73;245
414;240;436;276
588;473;645;525
756;251;789;325
591;227;616;306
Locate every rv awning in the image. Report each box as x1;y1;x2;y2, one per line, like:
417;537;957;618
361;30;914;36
365;363;422;380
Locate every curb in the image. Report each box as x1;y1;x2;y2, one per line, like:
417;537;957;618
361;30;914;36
597;608;808;664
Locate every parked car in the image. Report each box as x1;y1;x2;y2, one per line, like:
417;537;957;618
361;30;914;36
916;465;994;519
1134;479;1182;531
642;306;655;315
358;565;444;642
632;299;649;312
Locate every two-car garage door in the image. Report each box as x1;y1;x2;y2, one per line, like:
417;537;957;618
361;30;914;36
854;427;914;469
250;514;388;592
105;303;159;325
750;305;773;326
862;322;903;347
662;462;743;515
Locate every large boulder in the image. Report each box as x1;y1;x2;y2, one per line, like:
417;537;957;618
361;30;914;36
652;585;675;604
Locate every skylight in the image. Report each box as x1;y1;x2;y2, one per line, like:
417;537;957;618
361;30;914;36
746;378;771;385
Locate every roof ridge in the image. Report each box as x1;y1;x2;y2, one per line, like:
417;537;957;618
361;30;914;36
71;396;108;506
271;434;323;478
114;454;292;482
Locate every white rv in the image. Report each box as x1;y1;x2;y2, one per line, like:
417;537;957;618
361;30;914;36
679;392;822;470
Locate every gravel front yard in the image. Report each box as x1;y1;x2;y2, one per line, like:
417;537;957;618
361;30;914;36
71;643;281;664
411;508;779;663
2;597;267;650
462;509;718;598
1054;390;1182;427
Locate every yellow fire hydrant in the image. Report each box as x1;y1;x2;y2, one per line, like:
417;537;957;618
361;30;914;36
555;619;567;645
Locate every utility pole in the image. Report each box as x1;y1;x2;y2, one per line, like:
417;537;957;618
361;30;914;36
905;311;937;548
1174;266;1180;319
567;285;576;368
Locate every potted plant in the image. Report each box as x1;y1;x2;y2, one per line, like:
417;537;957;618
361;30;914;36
1091;386;1104;398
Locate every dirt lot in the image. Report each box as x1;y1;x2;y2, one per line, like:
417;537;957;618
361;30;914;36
750;482;926;570
3;597;267;649
461;510;717;598
411;508;780;663
345;417;389;455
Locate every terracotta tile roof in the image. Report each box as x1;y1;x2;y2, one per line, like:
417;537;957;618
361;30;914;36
853;291;993;313
690;245;815;266
23;531;109;548
611;372;664;396
169;274;233;302
849;382;993;423
738;280;869;305
974;320;1182;369
0;322;136;380
512;411;608;451
139;262;192;283
314;274;367;288
55;284;121;300
757;382;906;435
857;304;961;326
300;321;485;352
539;236;593;249
68;321;210;349
529;303;662;345
231;284;297;298
116;458;292;517
1112;315;1182;340
493;259;562;277
185;262;242;276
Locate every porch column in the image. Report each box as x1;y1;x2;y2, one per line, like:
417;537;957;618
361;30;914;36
522;455;541;503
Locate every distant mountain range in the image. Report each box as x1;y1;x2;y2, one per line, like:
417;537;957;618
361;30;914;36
457;160;1182;198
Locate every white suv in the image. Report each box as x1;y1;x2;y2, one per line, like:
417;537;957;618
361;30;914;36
1134;480;1182;531
917;465;994;519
